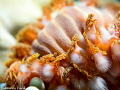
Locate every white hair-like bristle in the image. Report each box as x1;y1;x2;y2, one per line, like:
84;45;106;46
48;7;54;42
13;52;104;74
42;64;54;77
99;26;111;43
31;61;42;75
41;64;54;82
17;72;29;83
58;66;65;81
19;64;30;73
111;44;120;61
70;45;86;66
70;53;85;64
70;74;86;90
88;76;108;90
55;85;67;90
59;66;65;75
93;53;111;72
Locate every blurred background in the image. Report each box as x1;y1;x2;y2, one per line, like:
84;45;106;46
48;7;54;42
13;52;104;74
0;0;51;63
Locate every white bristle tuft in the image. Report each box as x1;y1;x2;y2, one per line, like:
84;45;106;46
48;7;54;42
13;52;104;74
111;44;120;61
19;64;30;73
41;64;54;82
58;66;65;80
99;26;111;43
31;61;42;75
70;45;86;65
56;85;67;90
93;53;111;72
42;64;54;77
71;53;85;64
88;76;108;90
70;74;86;90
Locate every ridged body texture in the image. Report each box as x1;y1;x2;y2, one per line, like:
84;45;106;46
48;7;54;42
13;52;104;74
32;6;113;55
5;5;120;90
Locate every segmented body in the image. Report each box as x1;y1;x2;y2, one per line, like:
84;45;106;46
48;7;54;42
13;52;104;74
32;6;114;55
5;5;120;90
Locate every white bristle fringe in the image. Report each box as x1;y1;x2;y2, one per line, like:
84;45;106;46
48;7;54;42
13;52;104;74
41;64;54;82
31;61;42;75
55;85;67;90
70;45;86;66
19;64;30;73
70;74;86;90
93;53;111;72
88;76;108;90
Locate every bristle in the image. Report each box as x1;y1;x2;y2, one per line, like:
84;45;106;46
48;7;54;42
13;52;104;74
93;53;111;72
70;74;86;90
42;64;54;77
19;64;30;73
4;59;19;68
111;42;120;61
17;72;30;84
31;61;43;75
57;66;65;82
70;45;87;66
88;76;108;90
55;85;67;90
41;64;54;82
4;3;120;89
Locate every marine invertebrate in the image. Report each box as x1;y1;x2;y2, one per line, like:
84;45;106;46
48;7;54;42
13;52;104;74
31;5;120;89
4;43;33;68
32;6;115;54
16;24;39;45
4;1;120;90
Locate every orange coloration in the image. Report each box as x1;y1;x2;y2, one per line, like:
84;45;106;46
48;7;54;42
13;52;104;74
51;0;74;10
85;14;97;28
73;63;93;79
94;26;102;45
16;24;38;45
106;2;120;15
27;53;40;63
33;18;45;29
114;11;120;34
82;0;100;7
83;32;107;55
84;14;103;48
9;43;32;60
39;54;56;63
42;6;51;20
105;37;118;50
4;58;19;68
4;2;120;89
4;34;80;86
4;61;21;86
0;74;5;83
42;0;74;20
66;34;79;55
